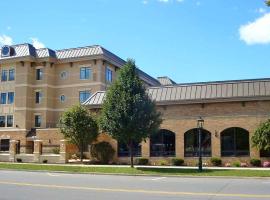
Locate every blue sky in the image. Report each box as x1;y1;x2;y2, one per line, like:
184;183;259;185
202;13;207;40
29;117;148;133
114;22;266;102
0;0;269;83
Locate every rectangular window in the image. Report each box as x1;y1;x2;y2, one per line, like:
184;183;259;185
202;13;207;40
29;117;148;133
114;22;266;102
7;92;14;104
36;68;43;80
1;70;7;82
6;115;13;127
35;91;42;104
106;67;113;82
0;93;6;104
35;115;41;127
0;116;5;127
8;69;15;81
79;91;91;103
0;139;10;151
80;67;91;80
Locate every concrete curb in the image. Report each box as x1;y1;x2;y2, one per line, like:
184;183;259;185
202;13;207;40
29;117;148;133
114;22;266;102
0;168;270;180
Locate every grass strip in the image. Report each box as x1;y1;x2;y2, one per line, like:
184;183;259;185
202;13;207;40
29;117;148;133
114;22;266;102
0;163;269;177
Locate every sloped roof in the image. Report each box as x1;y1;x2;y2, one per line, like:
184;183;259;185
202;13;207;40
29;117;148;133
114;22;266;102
0;43;36;60
157;76;176;85
83;78;270;107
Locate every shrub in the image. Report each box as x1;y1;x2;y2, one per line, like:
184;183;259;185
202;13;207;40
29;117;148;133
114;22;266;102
263;161;270;167
210;157;222;166
250;158;261;167
171;158;184;166
43;160;48;164
232;161;241;167
90;142;115;164
136;158;149;165
52;147;60;154
159;160;168;166
71;154;79;160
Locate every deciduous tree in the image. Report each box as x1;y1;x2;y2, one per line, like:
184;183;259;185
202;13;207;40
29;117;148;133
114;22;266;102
59;105;99;162
100;59;162;167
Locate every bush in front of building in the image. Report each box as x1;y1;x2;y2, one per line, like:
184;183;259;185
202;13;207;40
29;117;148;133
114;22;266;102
232;161;241;167
52;147;60;154
90;142;115;164
136;158;149;165
250;158;261;167
171;158;184;166
263;161;270;167
210;157;222;166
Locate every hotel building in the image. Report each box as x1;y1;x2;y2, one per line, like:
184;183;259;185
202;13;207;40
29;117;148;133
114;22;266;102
0;43;270;164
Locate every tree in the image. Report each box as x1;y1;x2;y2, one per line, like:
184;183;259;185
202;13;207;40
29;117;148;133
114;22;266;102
252;119;270;152
99;59;162;167
266;0;270;6
59;104;99;162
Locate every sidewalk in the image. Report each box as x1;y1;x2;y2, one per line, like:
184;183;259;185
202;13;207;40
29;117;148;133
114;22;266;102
2;162;270;171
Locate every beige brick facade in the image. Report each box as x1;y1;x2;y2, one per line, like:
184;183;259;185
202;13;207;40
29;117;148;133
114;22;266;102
0;43;269;165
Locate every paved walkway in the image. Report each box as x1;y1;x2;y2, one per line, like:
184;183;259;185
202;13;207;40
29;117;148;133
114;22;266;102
2;161;270;170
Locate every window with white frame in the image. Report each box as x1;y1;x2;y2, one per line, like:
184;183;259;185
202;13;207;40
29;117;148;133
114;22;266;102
35;115;41;127
1;70;7;82
0;93;7;104
35;91;42;104
8;69;15;81
36;68;43;80
79;90;91;103
80;67;91;80
106;67;113;83
7;92;14;104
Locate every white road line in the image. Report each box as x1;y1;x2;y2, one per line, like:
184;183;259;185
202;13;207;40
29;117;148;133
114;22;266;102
143;177;166;181
47;173;61;177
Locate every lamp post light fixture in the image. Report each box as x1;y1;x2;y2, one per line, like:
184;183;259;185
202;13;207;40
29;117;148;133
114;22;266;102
197;117;204;172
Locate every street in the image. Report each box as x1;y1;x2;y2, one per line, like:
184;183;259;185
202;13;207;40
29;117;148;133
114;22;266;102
0;170;270;200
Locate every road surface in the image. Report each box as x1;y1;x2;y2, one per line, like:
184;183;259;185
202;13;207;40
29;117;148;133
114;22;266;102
0;170;269;200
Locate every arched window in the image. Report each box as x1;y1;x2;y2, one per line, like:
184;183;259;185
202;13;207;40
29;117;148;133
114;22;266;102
260;150;270;157
150;129;175;157
117;141;141;157
184;128;211;157
221;127;249;157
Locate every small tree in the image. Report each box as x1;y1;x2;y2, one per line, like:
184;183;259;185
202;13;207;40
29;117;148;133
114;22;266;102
266;0;270;6
99;59;162;167
252;119;270;153
59;104;99;162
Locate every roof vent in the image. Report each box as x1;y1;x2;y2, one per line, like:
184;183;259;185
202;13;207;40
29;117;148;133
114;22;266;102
1;45;15;57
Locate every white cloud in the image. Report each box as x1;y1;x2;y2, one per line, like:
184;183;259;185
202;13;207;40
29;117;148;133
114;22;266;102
142;0;148;4
158;0;169;2
239;13;270;45
255;8;266;14
0;35;13;46
176;0;184;2
30;37;45;48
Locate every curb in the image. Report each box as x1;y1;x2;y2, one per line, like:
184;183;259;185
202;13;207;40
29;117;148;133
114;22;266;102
0;168;270;180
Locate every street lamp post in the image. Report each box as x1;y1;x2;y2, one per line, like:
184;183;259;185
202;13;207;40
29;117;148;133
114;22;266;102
197;117;204;172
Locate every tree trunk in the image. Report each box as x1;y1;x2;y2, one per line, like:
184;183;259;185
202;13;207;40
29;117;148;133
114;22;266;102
80;142;84;163
129;140;134;168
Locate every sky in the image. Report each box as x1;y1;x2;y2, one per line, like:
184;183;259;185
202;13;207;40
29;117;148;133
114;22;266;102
0;0;269;83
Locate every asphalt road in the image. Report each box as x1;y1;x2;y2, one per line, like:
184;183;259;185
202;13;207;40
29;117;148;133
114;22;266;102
0;170;270;200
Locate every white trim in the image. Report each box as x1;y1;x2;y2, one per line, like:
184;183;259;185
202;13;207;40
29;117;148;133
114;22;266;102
0;128;26;132
14;82;105;89
15;107;65;112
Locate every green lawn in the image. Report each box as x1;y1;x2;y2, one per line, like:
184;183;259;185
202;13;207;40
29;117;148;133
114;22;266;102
0;163;269;177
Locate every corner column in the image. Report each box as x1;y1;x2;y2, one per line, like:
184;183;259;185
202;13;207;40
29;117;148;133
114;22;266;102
33;140;42;163
59;139;68;163
141;139;150;158
9;140;18;162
